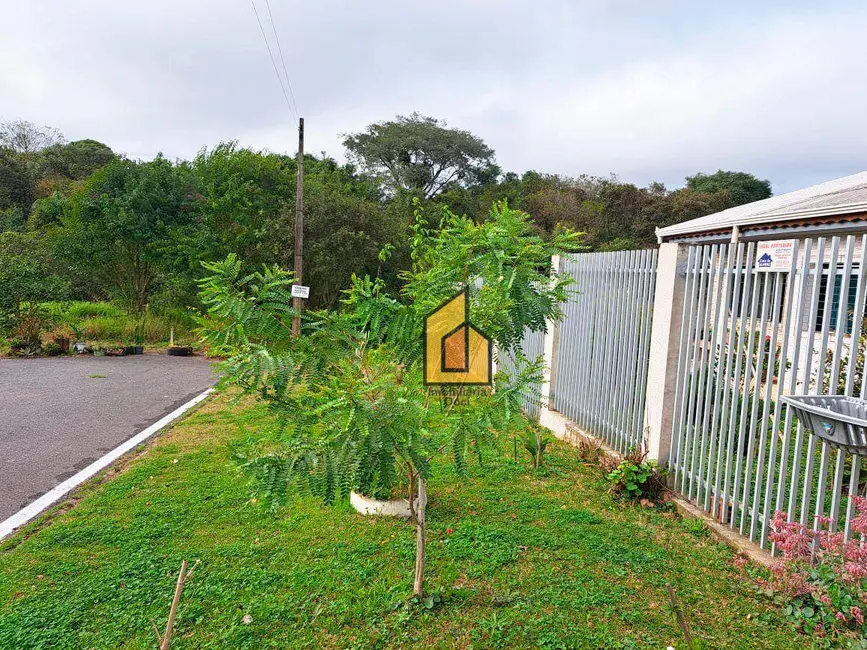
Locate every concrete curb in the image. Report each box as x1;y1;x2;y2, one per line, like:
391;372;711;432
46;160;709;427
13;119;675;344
0;388;214;542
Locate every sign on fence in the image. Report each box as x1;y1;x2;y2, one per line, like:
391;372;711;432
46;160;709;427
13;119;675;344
756;239;795;271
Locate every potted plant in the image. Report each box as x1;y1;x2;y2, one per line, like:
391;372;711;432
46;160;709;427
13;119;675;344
124;318;145;355
43;324;74;354
167;326;192;356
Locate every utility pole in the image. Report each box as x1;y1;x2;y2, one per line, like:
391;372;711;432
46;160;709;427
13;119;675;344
292;117;304;336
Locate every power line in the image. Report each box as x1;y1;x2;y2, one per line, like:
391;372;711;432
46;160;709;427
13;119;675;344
263;0;300;120
248;0;298;124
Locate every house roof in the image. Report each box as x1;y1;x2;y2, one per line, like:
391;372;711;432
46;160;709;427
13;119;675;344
656;171;867;242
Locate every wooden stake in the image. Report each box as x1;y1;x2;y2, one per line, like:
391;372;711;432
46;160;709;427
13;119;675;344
292;117;304;336
666;582;693;648
413;475;427;599
157;560;192;650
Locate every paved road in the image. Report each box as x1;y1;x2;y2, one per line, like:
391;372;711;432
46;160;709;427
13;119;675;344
0;354;218;521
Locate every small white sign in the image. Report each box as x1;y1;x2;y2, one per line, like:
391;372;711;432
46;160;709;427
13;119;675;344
291;284;310;299
756;239;795;272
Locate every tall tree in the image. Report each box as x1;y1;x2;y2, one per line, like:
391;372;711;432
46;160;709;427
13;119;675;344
0;147;34;214
686;170;772;206
343;113;499;198
37;139;115;181
54;156;192;311
0;120;65;154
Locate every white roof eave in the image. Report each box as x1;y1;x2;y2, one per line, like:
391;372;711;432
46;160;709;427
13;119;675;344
655;170;867;242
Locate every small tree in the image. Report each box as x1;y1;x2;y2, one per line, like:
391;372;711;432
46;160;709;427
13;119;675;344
0;231;68;352
198;202;582;599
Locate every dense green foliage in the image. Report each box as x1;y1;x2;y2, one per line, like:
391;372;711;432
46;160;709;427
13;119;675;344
0;393;807;648
197;201;580;597
343;112;499;198
0;117;772;344
686;169;772;206
198;202;580;504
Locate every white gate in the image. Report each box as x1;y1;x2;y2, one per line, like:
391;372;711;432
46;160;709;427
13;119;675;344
670;236;867;549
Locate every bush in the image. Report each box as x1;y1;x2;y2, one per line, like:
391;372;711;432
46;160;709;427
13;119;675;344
605;446;668;501
38;301;196;345
751;505;867;646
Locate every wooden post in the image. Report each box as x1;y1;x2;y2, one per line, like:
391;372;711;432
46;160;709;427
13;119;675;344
413;475;427;599
158;560;188;650
292;117;304;336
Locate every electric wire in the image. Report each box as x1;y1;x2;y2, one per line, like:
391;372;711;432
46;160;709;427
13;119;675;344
247;0;298;124
263;0;300;120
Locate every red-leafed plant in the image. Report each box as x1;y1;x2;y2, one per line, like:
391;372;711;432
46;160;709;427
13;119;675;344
753;500;867;647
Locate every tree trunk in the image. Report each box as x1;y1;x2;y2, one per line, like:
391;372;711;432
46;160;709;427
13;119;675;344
413;474;427;599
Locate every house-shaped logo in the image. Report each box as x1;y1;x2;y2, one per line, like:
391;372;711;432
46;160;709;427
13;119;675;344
757;252;773;268
423;289;492;386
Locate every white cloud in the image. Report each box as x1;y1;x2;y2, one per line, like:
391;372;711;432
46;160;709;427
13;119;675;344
0;0;863;193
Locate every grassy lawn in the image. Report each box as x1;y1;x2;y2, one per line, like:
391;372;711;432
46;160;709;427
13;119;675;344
0;301;200;356
0;393;806;649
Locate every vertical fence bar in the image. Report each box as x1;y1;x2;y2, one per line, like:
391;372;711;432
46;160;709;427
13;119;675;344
739;271;773;534
843;236;867;540
540;250;659;449
823;237;854;532
772;239;812;542
634;249;657;445
748;270;784;541
758;240;800;547
674;249;704;490
789;238;826;520
688;246;721;500
697;244;731;505
721;243;755;524
730;255;763;528
804;237;840;528
711;243;745;517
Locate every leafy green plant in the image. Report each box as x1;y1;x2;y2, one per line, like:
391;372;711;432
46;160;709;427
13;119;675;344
524;427;550;469
197;201;582;600
605;446;668;501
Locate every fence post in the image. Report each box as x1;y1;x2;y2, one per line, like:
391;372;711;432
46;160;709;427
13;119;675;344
538;255;567;434
644;242;688;463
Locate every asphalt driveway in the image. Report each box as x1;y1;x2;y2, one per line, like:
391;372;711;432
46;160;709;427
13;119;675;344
0;354;218;521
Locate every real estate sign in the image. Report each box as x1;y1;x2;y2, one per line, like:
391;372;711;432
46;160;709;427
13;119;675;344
756;239;795;272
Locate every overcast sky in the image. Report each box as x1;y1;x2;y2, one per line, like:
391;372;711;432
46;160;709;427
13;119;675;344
1;1;865;194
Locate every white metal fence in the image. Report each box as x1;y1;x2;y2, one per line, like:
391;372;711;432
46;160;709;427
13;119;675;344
497;328;546;420
552;250;658;453
669;236;867;549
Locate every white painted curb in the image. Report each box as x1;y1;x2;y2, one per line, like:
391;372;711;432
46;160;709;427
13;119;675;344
0;388;214;542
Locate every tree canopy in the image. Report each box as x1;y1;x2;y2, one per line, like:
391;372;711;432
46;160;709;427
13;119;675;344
343;113;499;198
686;169;772;206
0;120;65;154
0;116;775;322
37;139;116;181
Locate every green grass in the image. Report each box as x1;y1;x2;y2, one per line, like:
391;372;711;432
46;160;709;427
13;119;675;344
0;394;808;649
40;301;197;346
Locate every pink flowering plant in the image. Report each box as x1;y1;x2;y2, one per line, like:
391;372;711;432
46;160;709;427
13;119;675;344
754;499;867;647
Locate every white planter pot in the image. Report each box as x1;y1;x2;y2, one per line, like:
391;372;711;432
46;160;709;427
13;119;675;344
350;491;416;519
